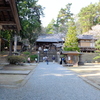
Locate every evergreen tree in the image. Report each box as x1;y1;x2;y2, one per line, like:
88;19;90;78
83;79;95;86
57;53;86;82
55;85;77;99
63;21;80;51
78;2;100;33
46;19;55;34
17;0;44;50
17;0;44;43
46;3;73;34
57;3;73;34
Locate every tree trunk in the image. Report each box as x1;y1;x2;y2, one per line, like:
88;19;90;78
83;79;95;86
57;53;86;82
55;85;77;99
0;38;1;53
9;39;12;55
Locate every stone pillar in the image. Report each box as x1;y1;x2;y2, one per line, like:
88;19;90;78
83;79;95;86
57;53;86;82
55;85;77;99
78;54;84;65
14;34;17;52
57;52;60;63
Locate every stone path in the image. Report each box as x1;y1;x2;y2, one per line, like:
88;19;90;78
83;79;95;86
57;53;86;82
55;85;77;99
0;62;100;100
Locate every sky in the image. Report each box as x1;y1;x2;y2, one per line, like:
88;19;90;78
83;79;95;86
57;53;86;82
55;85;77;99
37;0;100;27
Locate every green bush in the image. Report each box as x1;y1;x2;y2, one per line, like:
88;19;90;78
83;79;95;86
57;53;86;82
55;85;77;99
60;55;65;57
7;55;25;64
30;54;38;61
63;47;80;52
22;51;30;55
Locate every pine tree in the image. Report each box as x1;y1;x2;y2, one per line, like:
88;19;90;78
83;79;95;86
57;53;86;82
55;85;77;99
63;21;80;51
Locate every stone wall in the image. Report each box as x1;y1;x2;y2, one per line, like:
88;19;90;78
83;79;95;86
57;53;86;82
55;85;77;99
81;53;100;63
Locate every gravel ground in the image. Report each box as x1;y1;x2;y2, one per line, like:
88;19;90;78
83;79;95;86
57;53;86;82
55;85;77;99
0;62;100;100
0;63;37;86
67;63;100;88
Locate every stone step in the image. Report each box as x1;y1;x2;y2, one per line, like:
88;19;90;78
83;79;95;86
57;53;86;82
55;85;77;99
39;50;57;62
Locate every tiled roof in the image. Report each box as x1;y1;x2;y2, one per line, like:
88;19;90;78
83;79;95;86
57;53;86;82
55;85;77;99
36;34;65;42
77;35;96;40
37;34;97;43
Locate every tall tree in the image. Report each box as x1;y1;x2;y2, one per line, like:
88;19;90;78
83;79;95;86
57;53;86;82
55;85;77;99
63;21;80;51
0;30;10;51
94;2;100;25
17;0;44;48
78;2;100;33
57;3;73;34
46;19;55;34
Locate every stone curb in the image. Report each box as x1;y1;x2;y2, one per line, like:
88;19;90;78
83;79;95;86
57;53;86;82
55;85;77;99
17;66;37;88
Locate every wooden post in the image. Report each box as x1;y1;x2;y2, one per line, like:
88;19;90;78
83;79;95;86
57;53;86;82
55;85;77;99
0;38;1;53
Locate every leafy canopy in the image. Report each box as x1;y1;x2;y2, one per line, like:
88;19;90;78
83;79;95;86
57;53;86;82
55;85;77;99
78;2;100;33
17;0;44;44
46;19;55;34
57;3;73;34
45;3;73;34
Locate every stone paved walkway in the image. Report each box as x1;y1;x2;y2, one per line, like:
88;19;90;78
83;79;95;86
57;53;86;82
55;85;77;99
0;62;100;100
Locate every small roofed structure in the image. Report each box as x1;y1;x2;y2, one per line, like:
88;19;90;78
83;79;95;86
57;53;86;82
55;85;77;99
62;51;83;67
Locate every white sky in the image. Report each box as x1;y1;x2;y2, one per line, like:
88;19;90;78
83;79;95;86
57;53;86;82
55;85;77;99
37;0;99;27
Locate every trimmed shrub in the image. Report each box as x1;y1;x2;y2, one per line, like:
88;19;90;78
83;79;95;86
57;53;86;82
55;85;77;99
7;55;25;64
30;54;38;61
22;51;30;55
63;47;80;52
